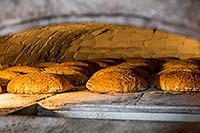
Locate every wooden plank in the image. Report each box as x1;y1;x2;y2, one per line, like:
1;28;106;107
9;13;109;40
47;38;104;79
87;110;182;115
137;91;200;106
0;93;52;115
38;90;142;110
37;90;200;121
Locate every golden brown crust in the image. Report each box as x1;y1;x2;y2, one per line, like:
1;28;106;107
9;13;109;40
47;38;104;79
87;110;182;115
126;58;158;67
154;70;200;92
86;66;148;93
7;73;73;94
44;66;88;86
162;60;199;69
60;61;101;76
114;65;149;78
0;70;21;88
60;61;89;67
59;61;91;76
5;66;42;74
118;61;154;73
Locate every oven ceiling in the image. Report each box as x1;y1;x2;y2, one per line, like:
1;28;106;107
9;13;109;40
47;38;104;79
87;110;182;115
0;0;200;39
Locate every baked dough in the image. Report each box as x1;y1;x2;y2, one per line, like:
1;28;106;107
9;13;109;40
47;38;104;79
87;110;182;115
0;70;21;88
86;66;148;93
5;66;42;74
162;60;199;69
114;65;149;78
118;61;154;73
61;61;101;76
7;72;73;94
44;65;88;86
154;70;200;92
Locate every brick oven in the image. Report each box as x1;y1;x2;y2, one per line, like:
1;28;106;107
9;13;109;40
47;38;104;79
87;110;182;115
1;0;200;132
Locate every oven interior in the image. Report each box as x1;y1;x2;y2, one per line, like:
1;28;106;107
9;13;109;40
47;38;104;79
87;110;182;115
1;0;200;132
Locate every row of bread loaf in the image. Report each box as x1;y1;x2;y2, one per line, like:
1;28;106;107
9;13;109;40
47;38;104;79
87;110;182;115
1;57;200;94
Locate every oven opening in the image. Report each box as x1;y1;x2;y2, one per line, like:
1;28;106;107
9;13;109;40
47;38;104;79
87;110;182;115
1;0;200;132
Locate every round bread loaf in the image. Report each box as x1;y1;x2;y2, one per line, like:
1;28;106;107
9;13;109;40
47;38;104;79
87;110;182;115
162;60;199;69
154;70;200;92
5;66;42;74
7;73;73;94
0;70;21;88
114;65;149;78
125;58;157;70
86;66;148;93
44;66;88;86
59;61;93;76
118;62;154;73
60;61;101;76
160;67;200;73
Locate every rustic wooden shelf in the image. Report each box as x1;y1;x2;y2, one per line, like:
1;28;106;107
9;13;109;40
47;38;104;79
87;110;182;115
0;93;52;115
36;90;200;122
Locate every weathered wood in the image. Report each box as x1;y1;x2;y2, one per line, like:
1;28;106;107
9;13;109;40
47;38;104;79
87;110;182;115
38;91;142;110
37;90;200;121
137;91;200;106
0;93;51;115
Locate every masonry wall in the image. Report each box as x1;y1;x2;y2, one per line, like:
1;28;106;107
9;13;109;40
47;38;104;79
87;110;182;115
0;23;199;66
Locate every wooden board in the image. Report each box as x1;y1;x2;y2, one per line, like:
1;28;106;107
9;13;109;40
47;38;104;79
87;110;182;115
37;90;200;122
0;93;52;115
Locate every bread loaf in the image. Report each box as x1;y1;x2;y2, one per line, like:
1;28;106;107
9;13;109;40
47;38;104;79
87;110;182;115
154;70;200;92
5;66;42;74
119;58;157;73
7;73;73;94
86;66;148;93
114;65;149;78
59;61;100;76
44;65;88;86
162;60;199;69
0;70;21;88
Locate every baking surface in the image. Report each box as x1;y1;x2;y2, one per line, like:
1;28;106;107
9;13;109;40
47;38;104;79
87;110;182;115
38;90;143;110
0;93;51;115
36;89;200;121
1;88;200;121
